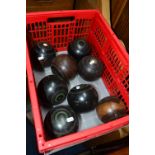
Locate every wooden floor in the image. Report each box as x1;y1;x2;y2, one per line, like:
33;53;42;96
107;146;129;155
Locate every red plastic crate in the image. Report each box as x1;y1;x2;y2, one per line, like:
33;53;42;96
26;10;129;153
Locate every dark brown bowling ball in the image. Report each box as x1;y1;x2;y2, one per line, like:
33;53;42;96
68;38;91;61
31;42;56;70
37;75;68;108
67;84;98;113
78;56;103;81
44;106;79;138
51;54;77;81
96;96;127;123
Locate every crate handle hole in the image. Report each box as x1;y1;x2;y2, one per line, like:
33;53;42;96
47;17;75;23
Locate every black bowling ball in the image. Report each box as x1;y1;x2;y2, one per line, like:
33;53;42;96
67;84;98;113
68;38;91;61
31;42;56;70
44;106;79;138
78;55;103;81
37;75;68;108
